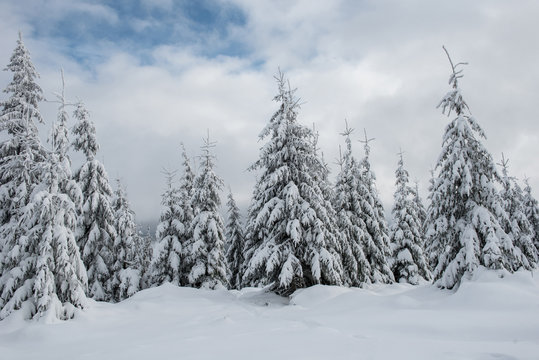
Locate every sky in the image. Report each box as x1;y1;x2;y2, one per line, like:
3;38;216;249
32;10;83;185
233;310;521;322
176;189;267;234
0;0;538;225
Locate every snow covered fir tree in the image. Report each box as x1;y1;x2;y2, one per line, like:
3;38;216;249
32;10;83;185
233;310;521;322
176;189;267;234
523;178;539;250
425;48;521;289
150;144;196;288
356;130;394;284
184;133;228;289
498;155;537;270
110;179;141;301
135;226;153;289
307;125;347;287
0;34;87;320
242;72;343;295
389;152;430;284
333;122;371;287
225;189;245;290
150;170;184;287
177;145;195;285
411;180;427;237
0;33;48;267
72;102;117;301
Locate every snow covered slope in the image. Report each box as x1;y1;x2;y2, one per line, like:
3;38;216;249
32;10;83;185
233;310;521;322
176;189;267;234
0;268;537;360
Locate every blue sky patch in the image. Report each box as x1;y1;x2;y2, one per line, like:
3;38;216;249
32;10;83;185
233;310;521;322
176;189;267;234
27;0;248;66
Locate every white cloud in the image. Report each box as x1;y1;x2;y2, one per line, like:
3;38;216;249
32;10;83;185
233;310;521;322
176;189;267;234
69;2;119;24
4;0;118;27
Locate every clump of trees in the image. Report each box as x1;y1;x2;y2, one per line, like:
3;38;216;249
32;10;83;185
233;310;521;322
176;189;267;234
1;36;538;322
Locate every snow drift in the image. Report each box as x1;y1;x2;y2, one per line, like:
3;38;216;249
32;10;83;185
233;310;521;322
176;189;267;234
0;268;537;360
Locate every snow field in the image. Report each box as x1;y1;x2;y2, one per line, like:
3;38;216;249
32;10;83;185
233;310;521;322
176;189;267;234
0;268;537;360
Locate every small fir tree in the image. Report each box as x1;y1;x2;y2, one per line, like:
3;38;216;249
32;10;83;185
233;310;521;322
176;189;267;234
498;155;537;269
72;102;116;301
411;180;427;238
185;133;228;289
136;226;153;290
522;178;539;251
309;125;346;287
390;152;430;284
357;130;394;283
333;122;371;286
110;180;141;301
225;189;245;290
178;144;195;285
150;170;183;287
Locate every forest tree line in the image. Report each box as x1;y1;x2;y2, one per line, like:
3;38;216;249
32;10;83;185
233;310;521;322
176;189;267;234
0;35;538;321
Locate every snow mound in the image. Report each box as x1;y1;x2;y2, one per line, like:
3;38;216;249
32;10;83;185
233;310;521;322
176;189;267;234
0;269;537;360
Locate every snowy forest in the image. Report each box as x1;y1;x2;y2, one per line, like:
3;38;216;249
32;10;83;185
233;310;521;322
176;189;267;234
1;33;538;323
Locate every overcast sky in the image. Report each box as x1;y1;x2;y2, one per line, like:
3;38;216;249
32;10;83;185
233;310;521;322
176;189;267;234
1;0;538;224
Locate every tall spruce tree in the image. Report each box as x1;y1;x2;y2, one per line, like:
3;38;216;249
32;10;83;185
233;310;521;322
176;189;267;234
242;72;343;295
0;33;47;277
110;179;141;301
150;170;183;287
523;178;539;251
13;90;87;320
390;152;430;284
498;155;537;270
72;102;116;301
0;64;87;320
185;134;228;289
425;48;516;289
333;122;371;287
357;130;394;283
225;189;245;290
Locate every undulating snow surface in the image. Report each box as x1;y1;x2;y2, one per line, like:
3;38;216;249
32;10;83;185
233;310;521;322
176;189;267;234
0;268;537;360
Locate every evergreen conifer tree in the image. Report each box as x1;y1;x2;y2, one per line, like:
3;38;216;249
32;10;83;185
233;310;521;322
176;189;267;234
242;72;343;295
185;133;228;289
390;152;430;284
225;189;245;290
3;155;87;320
150;170;183;287
110;179;141;301
425;48;516;289
498;155;537;269
309;125;346;286
0;33;47;274
411;180;427;236
523;179;539;251
135;226;153;289
356;130;394;283
178;144;195;285
333;122;371;286
1;67;87;320
72;102;116;301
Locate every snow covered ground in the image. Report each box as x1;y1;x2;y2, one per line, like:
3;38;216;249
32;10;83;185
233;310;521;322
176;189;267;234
1;268;537;360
